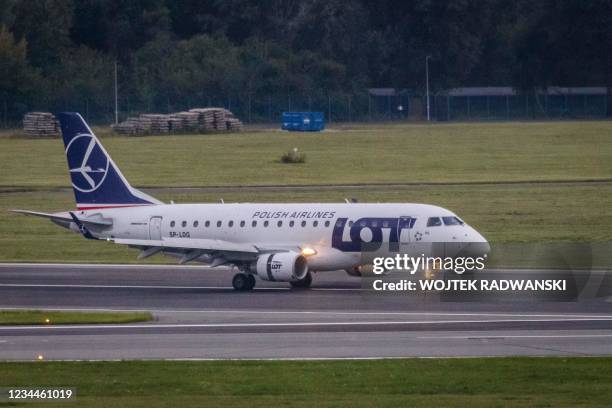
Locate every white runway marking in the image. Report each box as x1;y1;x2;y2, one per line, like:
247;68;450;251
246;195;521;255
0;356;522;362
0;283;285;290
0;305;612;321
418;334;612;339
0;283;360;291
1;317;612;331
1;306;612;319
0;263;213;269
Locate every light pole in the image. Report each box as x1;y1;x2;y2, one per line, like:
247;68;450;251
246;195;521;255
425;55;431;121
114;60;118;125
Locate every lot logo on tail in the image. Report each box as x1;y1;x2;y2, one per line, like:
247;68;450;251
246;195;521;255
66;133;109;192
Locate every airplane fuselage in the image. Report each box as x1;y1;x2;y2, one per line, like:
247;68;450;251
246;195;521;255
72;202;488;272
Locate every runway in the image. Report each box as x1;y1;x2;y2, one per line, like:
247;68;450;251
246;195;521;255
1;263;611;360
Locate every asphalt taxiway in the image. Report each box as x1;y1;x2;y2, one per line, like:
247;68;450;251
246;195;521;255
1;263;611;360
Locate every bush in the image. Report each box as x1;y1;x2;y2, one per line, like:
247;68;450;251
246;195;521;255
280;147;306;164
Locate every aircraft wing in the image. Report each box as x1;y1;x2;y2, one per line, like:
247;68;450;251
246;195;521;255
113;237;259;253
10;209;113;227
112;238;303;265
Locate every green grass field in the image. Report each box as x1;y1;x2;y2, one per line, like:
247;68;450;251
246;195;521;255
1;121;611;188
0;310;152;325
1;358;611;407
1;121;611;263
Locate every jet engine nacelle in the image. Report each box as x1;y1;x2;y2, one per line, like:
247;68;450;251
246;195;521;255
345;266;362;277
253;252;308;282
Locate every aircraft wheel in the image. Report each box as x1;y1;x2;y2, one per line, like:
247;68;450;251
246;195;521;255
247;274;256;290
290;271;312;289
232;273;252;291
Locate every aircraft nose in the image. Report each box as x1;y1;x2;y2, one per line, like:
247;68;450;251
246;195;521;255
460;227;490;258
462;241;491;258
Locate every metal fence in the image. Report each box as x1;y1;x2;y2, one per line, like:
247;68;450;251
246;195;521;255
1;87;609;128
432;88;609;121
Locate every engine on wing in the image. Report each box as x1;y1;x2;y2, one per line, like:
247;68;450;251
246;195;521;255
252;252;308;282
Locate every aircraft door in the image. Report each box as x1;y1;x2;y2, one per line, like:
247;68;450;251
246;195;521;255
397;216;414;249
149;216;162;240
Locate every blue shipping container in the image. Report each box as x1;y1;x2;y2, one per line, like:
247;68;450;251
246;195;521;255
282;112;325;132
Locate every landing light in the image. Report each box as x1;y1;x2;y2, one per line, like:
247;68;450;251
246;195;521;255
301;247;317;257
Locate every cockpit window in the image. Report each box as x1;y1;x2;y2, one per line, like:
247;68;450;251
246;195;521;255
442;216;464;226
426;217;442;227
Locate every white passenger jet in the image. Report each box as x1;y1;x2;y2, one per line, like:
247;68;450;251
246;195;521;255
12;113;489;290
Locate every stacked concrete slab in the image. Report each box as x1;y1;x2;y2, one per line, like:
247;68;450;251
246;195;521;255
111;117;144;135
175;111;199;131
139;114;171;134
223;109;243;131
112;107;243;136
22;112;60;137
188;108;216;131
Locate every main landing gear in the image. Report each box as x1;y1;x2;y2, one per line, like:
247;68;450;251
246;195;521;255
232;272;256;291
290;271;312;289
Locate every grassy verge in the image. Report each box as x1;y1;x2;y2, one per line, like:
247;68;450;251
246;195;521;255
0;358;611;407
0;310;152;325
1;121;611;188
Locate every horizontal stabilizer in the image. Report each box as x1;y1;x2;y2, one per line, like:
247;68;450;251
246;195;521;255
9;209;113;226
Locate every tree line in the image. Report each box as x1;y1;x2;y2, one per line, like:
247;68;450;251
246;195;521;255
0;0;610;123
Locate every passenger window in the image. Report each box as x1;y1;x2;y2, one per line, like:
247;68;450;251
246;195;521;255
359;220;366;227
170;221;175;227
427;217;442;227
264;221;269;227
289;220;295;227
240;221;245;227
335;219;344;227
181;221;187;228
371;221;378;227
217;221;222;227
325;220;330;227
382;221;389;228
348;220;354;227
205;221;210;227
252;220;257;227
193;221;198;228
229;221;234;227
278;221;283;227
313;220;318;227
301;220;306;227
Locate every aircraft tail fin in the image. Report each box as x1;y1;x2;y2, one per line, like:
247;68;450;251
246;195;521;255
56;112;162;210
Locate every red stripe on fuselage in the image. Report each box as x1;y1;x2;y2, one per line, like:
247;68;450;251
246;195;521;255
76;204;152;210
